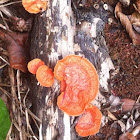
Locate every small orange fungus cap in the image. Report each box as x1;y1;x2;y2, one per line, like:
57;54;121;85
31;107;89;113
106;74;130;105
36;65;54;87
27;58;45;74
75;104;102;137
22;0;47;14
54;55;99;115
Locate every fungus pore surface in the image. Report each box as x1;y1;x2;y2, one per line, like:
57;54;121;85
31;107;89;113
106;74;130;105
54;55;99;116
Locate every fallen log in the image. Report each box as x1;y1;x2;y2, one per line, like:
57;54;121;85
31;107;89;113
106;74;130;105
29;1;114;140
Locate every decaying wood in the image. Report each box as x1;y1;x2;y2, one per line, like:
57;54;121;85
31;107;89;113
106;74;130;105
29;0;114;140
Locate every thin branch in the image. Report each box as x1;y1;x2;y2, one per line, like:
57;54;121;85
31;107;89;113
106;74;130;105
0;86;11;98
0;56;9;65
0;11;10;30
0;63;7;69
0;1;21;8
0;83;10;87
6;122;13;140
16;70;22;112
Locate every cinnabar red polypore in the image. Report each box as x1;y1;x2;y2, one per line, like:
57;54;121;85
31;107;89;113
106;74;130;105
36;65;54;87
22;0;47;14
27;58;45;74
75;104;102;137
54;55;99;116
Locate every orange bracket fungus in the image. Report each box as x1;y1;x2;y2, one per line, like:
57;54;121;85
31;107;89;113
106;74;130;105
54;55;99;116
27;59;54;87
27;58;45;74
36;65;54;87
22;0;47;14
75;104;102;137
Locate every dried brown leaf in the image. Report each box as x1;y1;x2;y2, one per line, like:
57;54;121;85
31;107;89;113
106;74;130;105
115;2;122;18
0;28;29;72
130;12;140;24
115;2;140;45
121;98;136;113
130;12;140;33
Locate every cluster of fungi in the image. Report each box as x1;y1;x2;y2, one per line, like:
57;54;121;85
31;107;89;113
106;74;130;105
28;55;102;137
21;0;102;137
27;58;54;87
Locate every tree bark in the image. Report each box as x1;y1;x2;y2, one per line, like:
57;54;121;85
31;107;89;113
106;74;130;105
29;1;114;140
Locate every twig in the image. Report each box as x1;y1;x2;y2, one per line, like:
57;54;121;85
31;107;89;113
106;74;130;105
25;109;30;134
0;63;7;69
1;66;41;139
32;116;40;131
17;70;22;112
0;73;41;124
8;67;18;113
13;120;38;139
0;6;32;32
0;47;8;56
0;86;11;98
0;56;9;65
13;121;30;137
23;88;29;106
0;11;10;30
14;97;42;123
8;67;19;138
0;1;21;8
23;89;30;134
0;6;13;18
6;121;13;140
17;111;23;140
32;135;38;140
0;83;10;87
26;108;42;123
24;100;39;139
0;0;10;4
23;90;40;139
15;70;25;139
1;86;42;123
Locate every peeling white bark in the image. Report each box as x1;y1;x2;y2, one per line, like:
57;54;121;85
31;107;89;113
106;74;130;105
63;113;71;140
91;91;106;109
57;1;75;57
99;57;114;92
39;124;43;140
